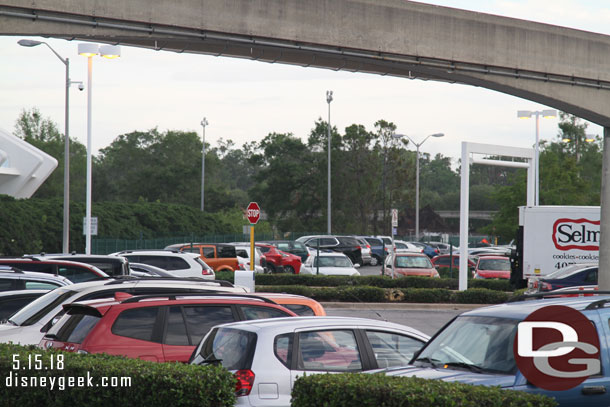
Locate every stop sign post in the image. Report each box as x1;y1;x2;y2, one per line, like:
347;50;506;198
247;202;260;272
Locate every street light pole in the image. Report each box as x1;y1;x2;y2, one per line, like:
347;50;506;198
18;39;78;253
517;109;557;205
392;132;444;241
79;43;121;254
326;90;333;235
200;117;208;212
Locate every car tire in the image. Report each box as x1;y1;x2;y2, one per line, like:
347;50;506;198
267;263;277;273
284;265;295;274
370;256;379;266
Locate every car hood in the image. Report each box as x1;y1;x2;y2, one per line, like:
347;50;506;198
305;266;359;276
0;324;41;345
382;366;516;388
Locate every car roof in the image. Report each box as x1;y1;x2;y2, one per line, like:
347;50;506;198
212;316;429;339
312;252;348;257
0;289;51;298
477;255;509;260
0;267;72;283
0;258;108;276
461;295;610;320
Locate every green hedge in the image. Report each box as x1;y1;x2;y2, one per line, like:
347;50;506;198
291;373;557;407
0;343;235;407
256;285;509;304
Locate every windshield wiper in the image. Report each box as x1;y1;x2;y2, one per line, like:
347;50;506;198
196;354;223;366
413;357;441;368
442;362;484;373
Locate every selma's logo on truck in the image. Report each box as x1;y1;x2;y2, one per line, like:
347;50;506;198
552;218;600;251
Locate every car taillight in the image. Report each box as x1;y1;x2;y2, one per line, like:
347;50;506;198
541;282;552;291
356;245;361;250
202;268;214;275
235;369;255;396
366;244;371;249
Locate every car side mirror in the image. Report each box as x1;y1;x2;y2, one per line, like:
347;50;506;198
353;264;360;269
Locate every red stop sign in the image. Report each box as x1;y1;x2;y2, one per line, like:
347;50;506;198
246;202;260;224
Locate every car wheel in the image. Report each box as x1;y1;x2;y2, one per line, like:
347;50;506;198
284;265;295;274
370;256;379;266
267;263;277;273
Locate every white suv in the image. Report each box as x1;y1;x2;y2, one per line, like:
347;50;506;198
190;317;429;406
111;250;215;279
0;266;72;291
0;278;246;345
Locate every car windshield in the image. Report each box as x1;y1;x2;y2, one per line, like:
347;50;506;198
413;315;518;374
315;256;351;268
478;258;510;271
545;264;595;279
395;256;432;269
8;288;77;326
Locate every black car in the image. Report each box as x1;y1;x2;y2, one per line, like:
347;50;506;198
535;264;598;292
296;235;363;265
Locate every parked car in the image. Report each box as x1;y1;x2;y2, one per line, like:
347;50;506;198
408;242;439;258
426;242;452;255
362;236;385;266
473;255;511;279
165;243;239;272
256;243;301;274
0;258;108;283
190;316;429;406
393;240;422;253
112;250;215;279
231;244;266;273
353;236;372;265
296;235;363;266
529;264;598;292
39;293;297;363
0;290;50;321
0;278;247;345
300;252;360;276
30;253;130;277
254;293;326;316
0;266;72;291
383;295;610;407
430;254;476;272
383;253;439;278
260;240;310;263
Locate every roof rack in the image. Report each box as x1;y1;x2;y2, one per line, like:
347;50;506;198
507;290;610;303
120;292;277;304
0;265;24;274
115;249;181;254
104;277;235;287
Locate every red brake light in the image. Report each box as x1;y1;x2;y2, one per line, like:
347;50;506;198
366;244;371;249
235;369;255;396
202;268;213;275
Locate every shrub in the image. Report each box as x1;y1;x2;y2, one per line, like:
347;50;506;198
215;270;234;283
401;288;453;303
291;373;557;407
0;343;235;407
470;279;512;291
454;288;510;304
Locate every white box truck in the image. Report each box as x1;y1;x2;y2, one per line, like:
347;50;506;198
519;205;599;279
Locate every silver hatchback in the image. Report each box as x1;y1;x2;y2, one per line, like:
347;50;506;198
190;316;429;406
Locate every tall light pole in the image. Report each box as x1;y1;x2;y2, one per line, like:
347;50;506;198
562;133;596;162
200;117;209;212
517;109;557;205
78;43;121;254
392;132;444;241
18;39;82;254
326;90;333;235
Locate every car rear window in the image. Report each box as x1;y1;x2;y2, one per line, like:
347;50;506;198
240;305;292;320
200;327;257;370
51;312;101;344
282;304;315;316
8;288;77;326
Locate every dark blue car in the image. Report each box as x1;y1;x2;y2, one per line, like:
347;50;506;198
361;236;385;266
381;295;610;406
534;264;598;292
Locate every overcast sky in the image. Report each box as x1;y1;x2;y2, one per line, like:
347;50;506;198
1;0;609;164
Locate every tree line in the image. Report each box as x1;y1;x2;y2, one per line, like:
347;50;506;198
8;108;602;248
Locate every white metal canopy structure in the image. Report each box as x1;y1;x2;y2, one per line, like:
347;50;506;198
459;142;534;291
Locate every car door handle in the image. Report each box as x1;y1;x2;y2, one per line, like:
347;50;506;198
582;386;606;395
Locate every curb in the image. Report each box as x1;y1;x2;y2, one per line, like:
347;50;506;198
320;302;487;311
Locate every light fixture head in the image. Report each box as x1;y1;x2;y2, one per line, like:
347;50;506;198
585;134;596;143
201;118;209;126
542;109;557;118
99;45;121;59
517;110;533;119
392;133;406;139
562;137;571;143
18;39;42;47
78;43;99;57
431;133;444;138
326;90;333;103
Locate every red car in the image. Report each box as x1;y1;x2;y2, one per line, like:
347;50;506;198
431;255;476;271
256;243;302;274
39;293;297;363
473;256;511;279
